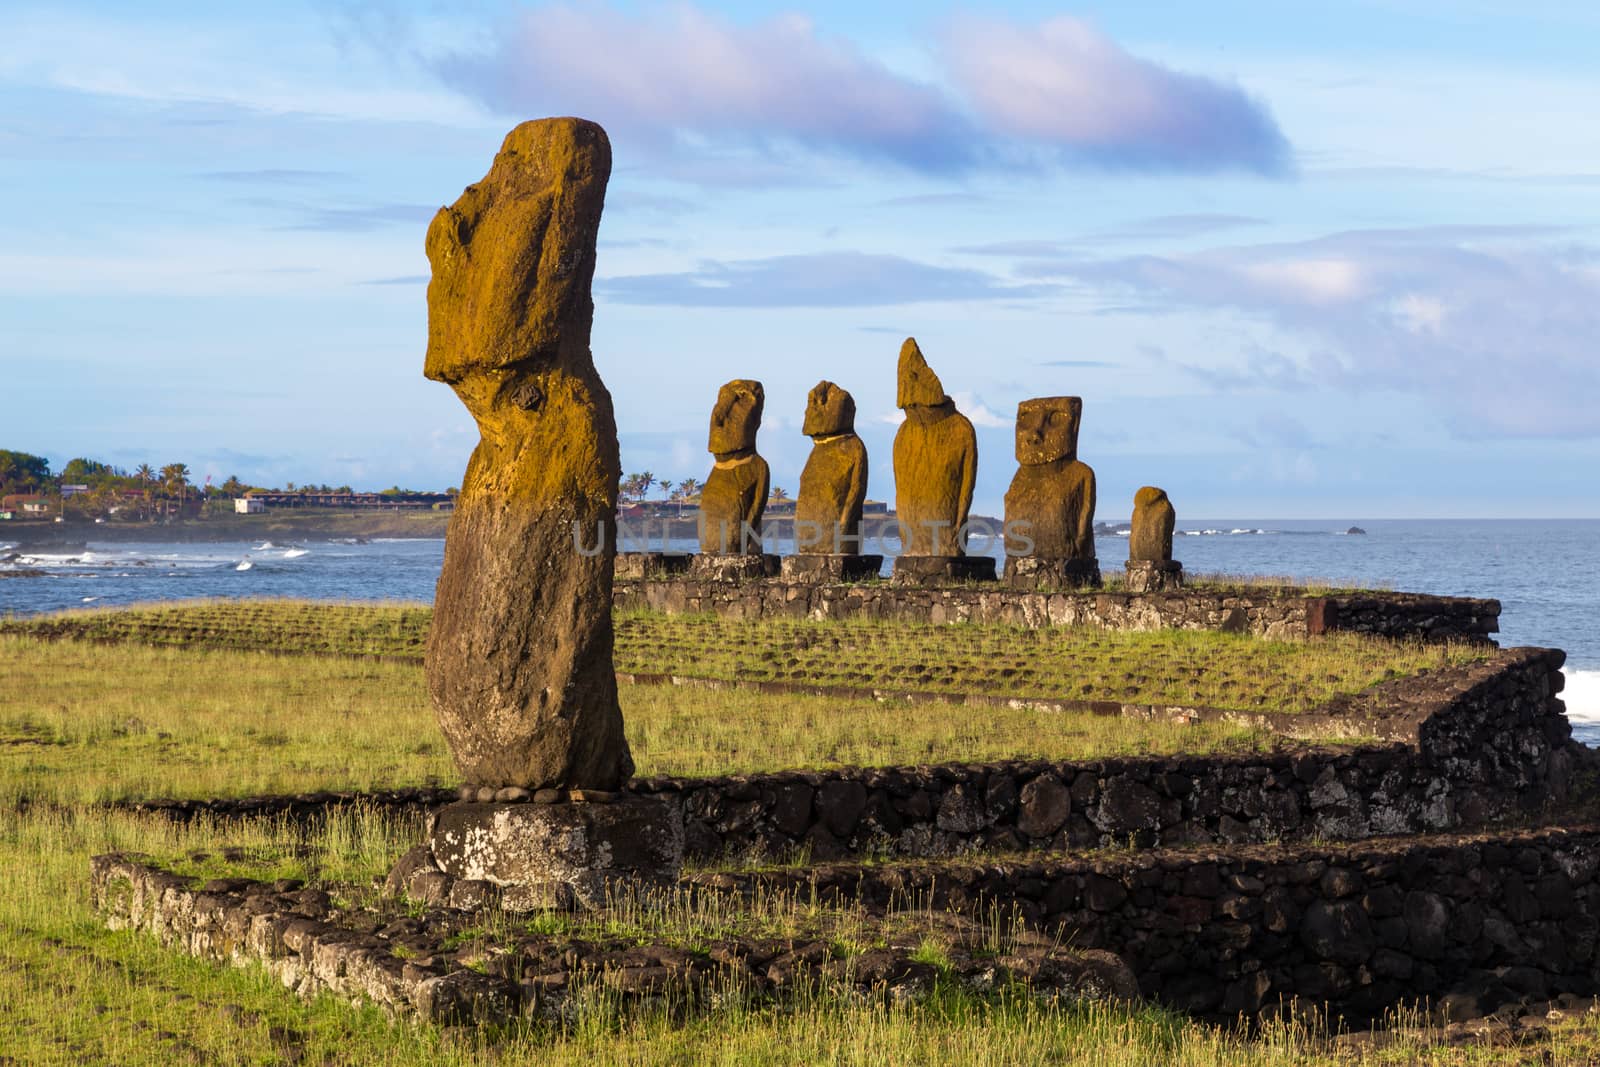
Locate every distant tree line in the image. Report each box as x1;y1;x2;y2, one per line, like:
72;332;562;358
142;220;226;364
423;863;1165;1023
0;449;393;521
619;471;788;507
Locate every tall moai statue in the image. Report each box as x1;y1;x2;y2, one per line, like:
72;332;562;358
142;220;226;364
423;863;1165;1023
1126;486;1183;592
415;118;680;909
694;379;778;578
891;338;993;583
1003;396;1101;589
783;380;881;581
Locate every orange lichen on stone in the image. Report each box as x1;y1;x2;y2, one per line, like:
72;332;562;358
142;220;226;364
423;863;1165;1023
699;379;770;554
796;381;868;555
892;339;977;557
423;117;632;791
1130;486;1176;562
1003;397;1096;560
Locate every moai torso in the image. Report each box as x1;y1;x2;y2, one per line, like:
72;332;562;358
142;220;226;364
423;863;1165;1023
699;380;769;554
796;380;868;555
892;339;976;557
423;118;632;791
1003;397;1096;560
1130;486;1175;562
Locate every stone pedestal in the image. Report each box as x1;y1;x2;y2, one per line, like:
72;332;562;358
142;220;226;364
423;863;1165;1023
689;553;781;580
1124;559;1184;593
781;554;884;582
1003;556;1102;591
425;796;683;910
615;552;692;580
891;554;997;586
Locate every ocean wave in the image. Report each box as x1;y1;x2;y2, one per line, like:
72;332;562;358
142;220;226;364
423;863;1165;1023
1565;670;1599;724
282;548;309;559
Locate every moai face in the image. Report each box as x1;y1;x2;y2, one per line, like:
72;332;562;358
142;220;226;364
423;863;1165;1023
1015;397;1082;466
708;379;765;455
423;119;607;409
803;380;856;437
897;337;948;409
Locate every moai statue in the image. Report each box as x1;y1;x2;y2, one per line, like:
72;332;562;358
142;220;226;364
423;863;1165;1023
1002;397;1100;589
1126;486;1183;593
694;379;777;578
891;338;992;584
415;118;680;909
784;380;881;581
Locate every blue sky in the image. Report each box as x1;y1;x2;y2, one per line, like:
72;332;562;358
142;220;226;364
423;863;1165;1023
4;1;1598;518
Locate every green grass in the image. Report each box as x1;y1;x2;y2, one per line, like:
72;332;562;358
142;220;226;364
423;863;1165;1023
611;611;1479;713
8;802;1600;1066
0;598;1485;713
0;604;1588;1063
0;634;1282;806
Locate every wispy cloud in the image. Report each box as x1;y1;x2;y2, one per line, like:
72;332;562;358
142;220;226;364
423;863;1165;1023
1041;226;1600;438
357;274;427;286
1040;359;1114;368
425;5;1290;179
200;169;343;185
940;17;1289;174
598;251;1054;308
275;202;436;232
434;6;972;173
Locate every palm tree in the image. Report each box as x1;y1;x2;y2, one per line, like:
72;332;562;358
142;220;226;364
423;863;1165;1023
134;463;154;487
769;486;790;502
159;463;191;515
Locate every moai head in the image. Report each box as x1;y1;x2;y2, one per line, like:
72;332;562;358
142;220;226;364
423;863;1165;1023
897;338;948;409
708;379;765;455
423;119;609;420
1134;486;1168;511
1015;397;1083;466
803;380;856;437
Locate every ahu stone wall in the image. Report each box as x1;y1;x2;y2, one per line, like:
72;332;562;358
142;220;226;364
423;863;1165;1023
697;825;1600;1023
614;578;1501;643
633;648;1574;864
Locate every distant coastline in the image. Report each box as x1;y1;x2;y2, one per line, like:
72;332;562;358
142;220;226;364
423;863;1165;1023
0;510;453;546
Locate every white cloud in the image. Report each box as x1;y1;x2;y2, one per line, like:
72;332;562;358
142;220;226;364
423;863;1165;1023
949;391;1012;429
1392;293;1448;335
1241;258;1364;304
941;16;1287;173
426;4;1289;176
1039;227;1600;439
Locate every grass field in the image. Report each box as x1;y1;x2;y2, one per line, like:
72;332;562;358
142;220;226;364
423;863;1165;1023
0;634;1279;805
0;601;1579;1064
0;598;1484;713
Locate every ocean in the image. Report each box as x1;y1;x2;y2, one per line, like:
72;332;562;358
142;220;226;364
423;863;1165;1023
2;519;1595;740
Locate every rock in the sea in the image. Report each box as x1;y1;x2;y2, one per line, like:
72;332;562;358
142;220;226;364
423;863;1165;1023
796;380;868;555
892;338;976;557
699;379;770;555
423;117;633;791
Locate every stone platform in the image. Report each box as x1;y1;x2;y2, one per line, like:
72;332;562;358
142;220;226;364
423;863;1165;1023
689;553;781;581
615;552;692;579
1124;559;1184;593
780;553;884;582
891;554;997;585
404;795;684;910
1003;556;1102;591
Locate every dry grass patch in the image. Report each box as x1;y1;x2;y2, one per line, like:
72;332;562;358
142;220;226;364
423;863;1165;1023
1;599;1485;714
0;636;1283;806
